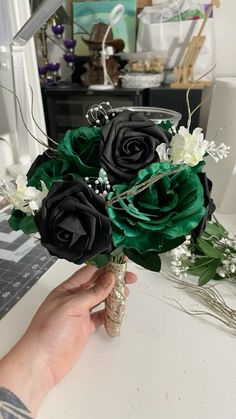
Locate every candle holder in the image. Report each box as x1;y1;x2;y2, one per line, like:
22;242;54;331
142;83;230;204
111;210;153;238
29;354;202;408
63;53;75;67
38;64;49;84
47;62;61;82
63;39;76;52
63;39;76;68
37;16;77;82
51;23;64;38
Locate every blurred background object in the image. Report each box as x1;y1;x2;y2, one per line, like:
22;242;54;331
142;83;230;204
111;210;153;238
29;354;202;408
205;77;236;213
34;3;82;84
72;0;136;56
82;20;124;88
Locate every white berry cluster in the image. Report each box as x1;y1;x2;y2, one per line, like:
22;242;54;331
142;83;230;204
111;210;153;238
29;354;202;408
85;102;115;127
215;236;236;279
84;168;111;198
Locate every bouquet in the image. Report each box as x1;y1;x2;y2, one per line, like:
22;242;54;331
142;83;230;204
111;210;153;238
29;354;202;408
2;103;229;337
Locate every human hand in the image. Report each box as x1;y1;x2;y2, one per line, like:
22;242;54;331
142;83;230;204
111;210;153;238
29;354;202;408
24;265;136;385
0;265;136;416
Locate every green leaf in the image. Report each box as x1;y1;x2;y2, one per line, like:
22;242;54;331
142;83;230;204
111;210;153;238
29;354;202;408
190;256;212;268
188;256;213;269
190;160;205;174
159;236;186;253
204;221;226;238
197;238;223;258
8;208;27;231
187;257;215;276
213;218;228;237
124;248;161;272
198;258;221;286
8;214;21;231
19;216;38;234
86;254;109;268
158;120;173;133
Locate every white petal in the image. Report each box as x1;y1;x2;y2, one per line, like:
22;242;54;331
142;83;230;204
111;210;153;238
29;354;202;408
40;181;48;195
4;181;16;194
192;127;203;137
26;186;38;199
178;126;189;137
156;143;170;161
29;201;39;211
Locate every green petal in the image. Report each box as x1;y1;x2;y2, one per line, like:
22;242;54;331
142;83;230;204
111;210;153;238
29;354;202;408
124;248;162;272
57;127;101;176
27;158;80;189
107;161;205;254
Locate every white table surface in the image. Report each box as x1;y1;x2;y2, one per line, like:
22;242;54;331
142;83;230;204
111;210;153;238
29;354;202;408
1;214;236;419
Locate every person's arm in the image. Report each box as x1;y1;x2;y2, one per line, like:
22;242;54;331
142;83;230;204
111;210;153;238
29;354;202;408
0;387;33;418
0;342;51;418
0;265;136;418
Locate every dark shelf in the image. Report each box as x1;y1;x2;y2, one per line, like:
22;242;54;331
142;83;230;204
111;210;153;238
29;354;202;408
42;85;148;142
41;84;204;144
148;86;202;129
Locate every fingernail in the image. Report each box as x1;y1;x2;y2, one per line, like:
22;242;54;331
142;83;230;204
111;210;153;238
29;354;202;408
100;272;114;289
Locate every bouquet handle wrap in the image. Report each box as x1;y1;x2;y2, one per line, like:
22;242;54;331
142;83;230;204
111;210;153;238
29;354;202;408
105;261;127;337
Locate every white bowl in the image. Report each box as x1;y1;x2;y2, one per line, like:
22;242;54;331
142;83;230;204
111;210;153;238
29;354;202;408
112;106;182;127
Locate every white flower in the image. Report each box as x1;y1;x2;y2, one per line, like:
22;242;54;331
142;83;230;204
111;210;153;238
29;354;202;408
156;143;170;162
170;126;208;166
1;175;48;215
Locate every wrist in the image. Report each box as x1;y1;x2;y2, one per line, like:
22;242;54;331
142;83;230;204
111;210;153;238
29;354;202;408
0;336;54;416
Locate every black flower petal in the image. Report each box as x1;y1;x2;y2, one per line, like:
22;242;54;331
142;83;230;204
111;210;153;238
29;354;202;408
35;180;112;264
100;110;171;184
191;172;216;241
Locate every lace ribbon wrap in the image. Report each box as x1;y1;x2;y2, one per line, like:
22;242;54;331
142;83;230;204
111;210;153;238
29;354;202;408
105;261;127;337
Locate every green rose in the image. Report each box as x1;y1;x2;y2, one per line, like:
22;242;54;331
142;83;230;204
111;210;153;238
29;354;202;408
57;126;101;177
27;158;80;190
107;162;206;254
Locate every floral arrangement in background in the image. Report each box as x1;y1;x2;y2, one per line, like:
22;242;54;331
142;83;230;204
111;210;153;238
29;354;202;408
1;104;230;336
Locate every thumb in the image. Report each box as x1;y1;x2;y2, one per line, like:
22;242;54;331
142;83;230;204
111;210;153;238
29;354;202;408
70;272;115;313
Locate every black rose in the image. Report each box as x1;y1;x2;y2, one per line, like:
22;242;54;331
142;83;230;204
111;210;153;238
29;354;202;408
100;110;171;184
191;172;216;241
35;180;112;264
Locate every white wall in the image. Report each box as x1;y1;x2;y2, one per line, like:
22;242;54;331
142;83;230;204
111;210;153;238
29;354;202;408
0;0;45;178
214;0;236;78
0;0;16;176
205;77;236;213
204;2;236;213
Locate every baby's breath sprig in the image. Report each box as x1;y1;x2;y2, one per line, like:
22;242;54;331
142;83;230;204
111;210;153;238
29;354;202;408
169;218;236;286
